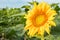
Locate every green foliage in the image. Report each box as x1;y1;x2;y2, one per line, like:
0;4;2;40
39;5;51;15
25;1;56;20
0;8;26;40
21;5;30;13
51;3;60;14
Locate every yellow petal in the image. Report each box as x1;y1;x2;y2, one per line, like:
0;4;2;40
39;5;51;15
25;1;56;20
28;27;38;37
24;24;32;30
45;24;50;34
50;21;56;26
39;27;44;36
47;9;57;16
41;2;50;12
49;16;55;21
26;20;32;25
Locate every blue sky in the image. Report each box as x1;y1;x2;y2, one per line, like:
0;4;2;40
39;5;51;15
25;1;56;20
0;0;60;8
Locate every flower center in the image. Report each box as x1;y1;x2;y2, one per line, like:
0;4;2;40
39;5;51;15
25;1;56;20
36;15;44;25
35;14;47;26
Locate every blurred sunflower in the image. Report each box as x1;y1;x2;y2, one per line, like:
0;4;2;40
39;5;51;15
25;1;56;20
24;2;57;38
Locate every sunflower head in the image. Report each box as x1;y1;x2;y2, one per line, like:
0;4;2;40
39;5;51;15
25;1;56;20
24;1;57;38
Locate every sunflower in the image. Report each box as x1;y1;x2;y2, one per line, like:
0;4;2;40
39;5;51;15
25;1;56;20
24;2;57;39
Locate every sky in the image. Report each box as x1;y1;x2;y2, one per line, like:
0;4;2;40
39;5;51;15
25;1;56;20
0;0;60;8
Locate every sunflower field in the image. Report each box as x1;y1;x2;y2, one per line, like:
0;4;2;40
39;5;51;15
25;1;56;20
0;1;60;40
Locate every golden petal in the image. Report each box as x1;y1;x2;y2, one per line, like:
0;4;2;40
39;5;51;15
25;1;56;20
28;27;36;37
46;9;57;17
24;24;32;30
48;16;55;21
45;24;50;34
50;21;56;26
39;27;44;36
